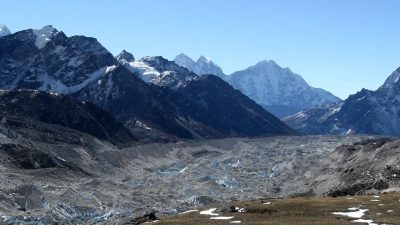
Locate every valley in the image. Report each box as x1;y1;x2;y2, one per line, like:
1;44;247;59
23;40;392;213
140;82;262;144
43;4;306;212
0;134;397;224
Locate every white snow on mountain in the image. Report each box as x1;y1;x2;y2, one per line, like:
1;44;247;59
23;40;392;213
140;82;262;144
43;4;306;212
226;60;341;117
0;24;11;37
381;67;400;89
38;65;116;94
174;54;340;117
32;25;57;49
121;60;161;82
284;66;400;137
174;54;225;78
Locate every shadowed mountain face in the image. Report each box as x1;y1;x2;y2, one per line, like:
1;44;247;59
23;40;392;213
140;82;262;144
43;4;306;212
77;64;196;141
0;89;136;144
169;75;295;137
0;26;294;141
284;66;400;137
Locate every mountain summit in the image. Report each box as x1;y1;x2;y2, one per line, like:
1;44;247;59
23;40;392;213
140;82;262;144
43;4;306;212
0;24;11;37
226;60;341;117
115;49;135;62
174;53;225;78
174;54;341;118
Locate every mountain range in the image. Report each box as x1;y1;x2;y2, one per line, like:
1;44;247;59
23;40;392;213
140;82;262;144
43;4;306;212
2;24;400;140
284;67;400;137
174;53;341;118
0;25;294;142
174;54;400;138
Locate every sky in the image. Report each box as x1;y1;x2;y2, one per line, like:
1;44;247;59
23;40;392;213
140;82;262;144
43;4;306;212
1;0;400;99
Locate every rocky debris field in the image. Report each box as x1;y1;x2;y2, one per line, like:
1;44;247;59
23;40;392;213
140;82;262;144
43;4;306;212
0;134;399;224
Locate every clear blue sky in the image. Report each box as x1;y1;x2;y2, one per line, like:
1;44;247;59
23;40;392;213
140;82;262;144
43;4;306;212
2;0;399;99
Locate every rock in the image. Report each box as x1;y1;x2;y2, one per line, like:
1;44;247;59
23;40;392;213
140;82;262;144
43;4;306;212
124;212;158;225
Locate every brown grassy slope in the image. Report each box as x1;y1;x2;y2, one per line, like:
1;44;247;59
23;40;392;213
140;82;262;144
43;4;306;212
155;192;400;225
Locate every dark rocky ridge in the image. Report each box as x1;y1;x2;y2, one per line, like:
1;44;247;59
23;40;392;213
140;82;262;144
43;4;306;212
0;89;135;144
78;65;196;140
169;75;294;137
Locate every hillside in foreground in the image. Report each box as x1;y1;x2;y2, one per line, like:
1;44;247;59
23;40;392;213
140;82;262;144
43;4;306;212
148;192;400;225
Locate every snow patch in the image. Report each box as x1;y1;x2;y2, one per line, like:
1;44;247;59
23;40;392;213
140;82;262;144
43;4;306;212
144;220;159;223
348;207;359;211
135;120;152;130
32;25;56;49
332;208;386;225
39;65;115;94
179;210;198;214
235;207;246;213
210;216;234;220
352;219;377;225
332;208;368;218
123;61;160;82
200;208;218;216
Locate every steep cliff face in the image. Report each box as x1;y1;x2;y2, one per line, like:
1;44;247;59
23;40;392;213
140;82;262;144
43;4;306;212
226;60;341;117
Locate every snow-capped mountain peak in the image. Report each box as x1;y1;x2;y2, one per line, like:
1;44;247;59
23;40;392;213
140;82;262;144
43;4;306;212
255;59;279;67
32;25;58;49
0;24;11;37
226;60;341;117
198;55;212;63
175;53;195;64
174;53;225;78
381;67;400;88
116;50;135;62
175;54;340;118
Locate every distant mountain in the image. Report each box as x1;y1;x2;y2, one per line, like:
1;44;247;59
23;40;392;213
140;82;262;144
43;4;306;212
0;24;11;37
174;54;341;118
174;53;225;78
226;60;341;118
117;52;294;137
0;26;294;141
115;49;135;62
284;66;400;137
